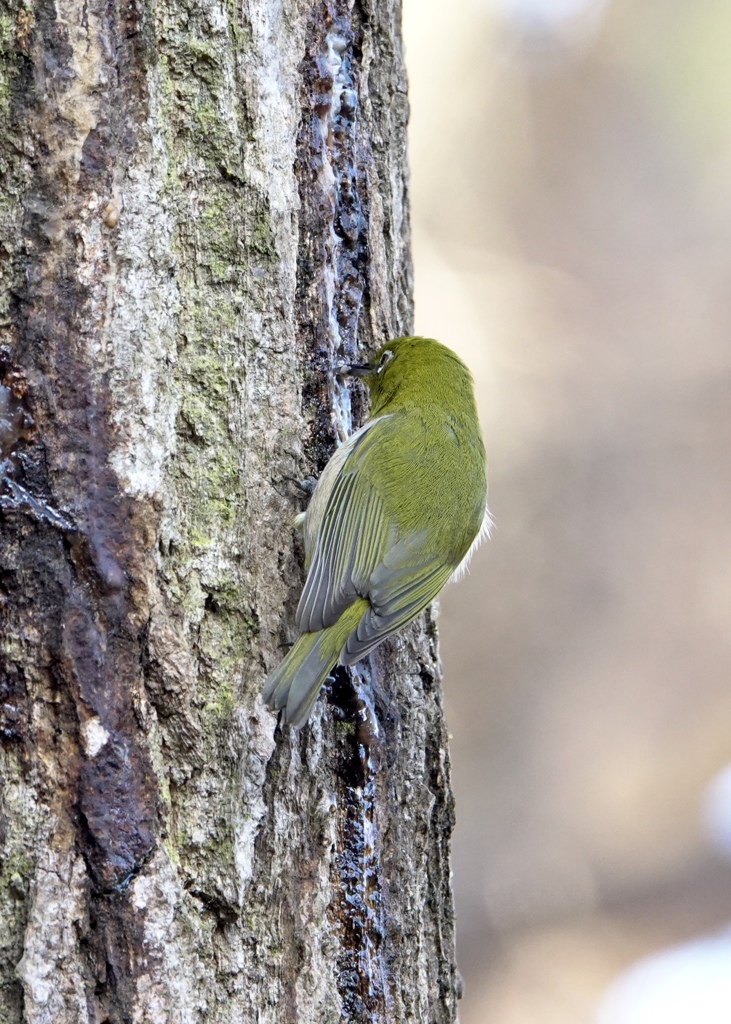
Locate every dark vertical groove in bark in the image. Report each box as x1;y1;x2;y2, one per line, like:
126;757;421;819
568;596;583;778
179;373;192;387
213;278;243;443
327;677;390;1021
290;4;455;1022
293;3;396;1020
296;0;371;470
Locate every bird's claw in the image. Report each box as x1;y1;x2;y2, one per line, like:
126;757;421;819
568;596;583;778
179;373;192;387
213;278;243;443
285;475;317;496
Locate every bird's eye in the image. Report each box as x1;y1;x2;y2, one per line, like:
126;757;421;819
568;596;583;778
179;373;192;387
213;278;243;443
377;350;394;374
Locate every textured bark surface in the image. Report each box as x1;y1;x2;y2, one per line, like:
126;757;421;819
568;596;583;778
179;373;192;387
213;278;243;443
0;0;459;1021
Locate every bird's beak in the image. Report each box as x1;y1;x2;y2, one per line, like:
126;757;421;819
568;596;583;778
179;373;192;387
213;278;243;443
336;362;372;378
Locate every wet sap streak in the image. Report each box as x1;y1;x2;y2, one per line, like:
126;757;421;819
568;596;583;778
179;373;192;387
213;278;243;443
329;670;392;1022
295;1;392;1016
298;0;371;469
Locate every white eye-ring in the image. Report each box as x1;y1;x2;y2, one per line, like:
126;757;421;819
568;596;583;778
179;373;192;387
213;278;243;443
377;349;394;373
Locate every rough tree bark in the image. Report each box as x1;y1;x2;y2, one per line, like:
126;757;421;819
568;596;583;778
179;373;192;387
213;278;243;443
0;0;460;1021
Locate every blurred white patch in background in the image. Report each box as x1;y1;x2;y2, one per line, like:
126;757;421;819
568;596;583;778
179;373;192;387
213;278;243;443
486;0;606;22
596;930;731;1024
483;0;610;59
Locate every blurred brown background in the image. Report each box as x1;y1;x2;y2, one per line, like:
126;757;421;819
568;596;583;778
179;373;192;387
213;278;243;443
402;0;731;1020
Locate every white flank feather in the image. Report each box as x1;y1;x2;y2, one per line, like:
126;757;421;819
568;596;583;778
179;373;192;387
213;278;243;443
450;503;494;582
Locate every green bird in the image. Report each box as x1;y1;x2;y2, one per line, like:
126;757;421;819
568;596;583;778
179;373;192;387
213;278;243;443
263;335;490;727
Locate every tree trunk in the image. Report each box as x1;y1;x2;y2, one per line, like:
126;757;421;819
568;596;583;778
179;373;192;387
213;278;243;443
0;0;460;1020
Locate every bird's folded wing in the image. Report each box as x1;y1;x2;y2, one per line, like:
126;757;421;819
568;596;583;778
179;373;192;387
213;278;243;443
296;419;392;633
340;537;453;663
296;412;453;656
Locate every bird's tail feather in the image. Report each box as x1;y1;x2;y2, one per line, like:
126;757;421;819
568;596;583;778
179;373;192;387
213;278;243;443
263;599;368;728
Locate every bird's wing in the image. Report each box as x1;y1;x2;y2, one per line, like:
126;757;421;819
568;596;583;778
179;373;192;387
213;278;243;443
339;534;453;663
296;415;454;651
296;418;391;632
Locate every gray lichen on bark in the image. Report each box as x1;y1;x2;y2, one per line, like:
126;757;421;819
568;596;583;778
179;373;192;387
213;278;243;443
0;0;460;1021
